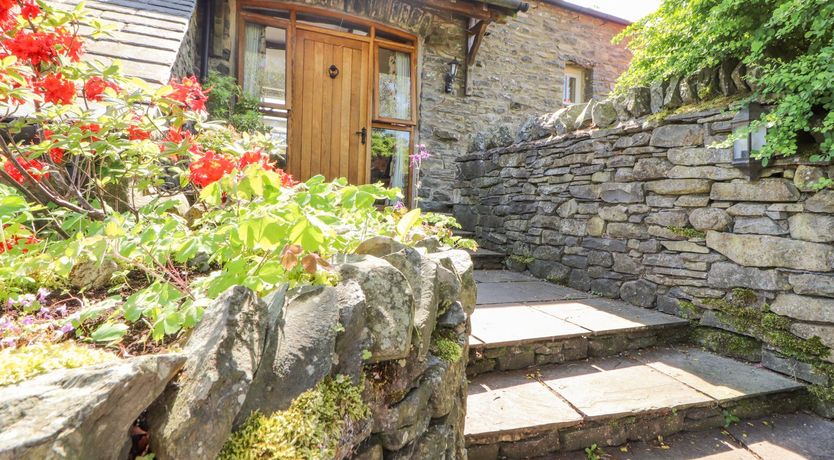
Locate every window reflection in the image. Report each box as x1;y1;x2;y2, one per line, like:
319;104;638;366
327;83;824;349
378;48;412;120
243;23;287;106
371;128;409;190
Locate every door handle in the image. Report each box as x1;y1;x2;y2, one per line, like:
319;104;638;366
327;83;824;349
356;127;367;145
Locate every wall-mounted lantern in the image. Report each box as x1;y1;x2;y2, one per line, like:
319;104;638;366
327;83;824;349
731;102;767;179
445;58;460;94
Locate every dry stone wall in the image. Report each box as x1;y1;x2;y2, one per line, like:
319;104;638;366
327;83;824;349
456;104;834;413
0;239;474;459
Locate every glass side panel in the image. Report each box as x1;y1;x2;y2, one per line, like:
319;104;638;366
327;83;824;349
377;48;412;120
242;23;287;106
296;13;369;36
370;128;410;191
262;108;288;168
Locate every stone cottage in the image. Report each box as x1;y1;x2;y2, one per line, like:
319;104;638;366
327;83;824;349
64;0;631;211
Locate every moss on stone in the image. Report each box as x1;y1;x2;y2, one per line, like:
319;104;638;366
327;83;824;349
0;342;117;386
508;255;534;266
219;375;370;459
676;300;702;320
666;226;706;239
730;288;758;307
691;327;761;362
431;337;463;363
647;95;744;123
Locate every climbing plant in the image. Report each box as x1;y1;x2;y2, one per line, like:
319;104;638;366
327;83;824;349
615;0;834;166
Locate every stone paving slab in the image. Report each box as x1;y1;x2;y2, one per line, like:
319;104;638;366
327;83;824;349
633;347;805;402
470;305;589;346
474;270;539;284
546;429;756;459
465;368;583;442
727;412;834;460
531;299;689;335
538;356;715;420
477;281;590;305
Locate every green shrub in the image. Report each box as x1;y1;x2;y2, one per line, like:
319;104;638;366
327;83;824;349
219;375;369;459
0;342;116;386
615;0;834;166
205;72;267;133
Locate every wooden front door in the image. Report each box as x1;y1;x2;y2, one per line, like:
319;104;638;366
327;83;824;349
289;29;370;184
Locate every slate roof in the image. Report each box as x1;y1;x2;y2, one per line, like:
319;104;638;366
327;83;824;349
55;0;197;86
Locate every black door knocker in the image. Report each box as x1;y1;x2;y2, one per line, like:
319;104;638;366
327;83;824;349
328;65;339;79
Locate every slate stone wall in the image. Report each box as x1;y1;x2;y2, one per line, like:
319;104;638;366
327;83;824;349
0;239;474;459
199;0;630;211
456;105;834;410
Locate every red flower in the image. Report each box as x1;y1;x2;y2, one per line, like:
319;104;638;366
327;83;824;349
3;156;48;184
38;73;75;105
20;0;40;19
238;149;274;171
275;168;298;187
83;76;120;101
127;125;150;141
168;76;209;112
5;30;59;67
189;150;234;188
165;127;192;144
42;129;65;164
55;27;83;62
0;235;40;254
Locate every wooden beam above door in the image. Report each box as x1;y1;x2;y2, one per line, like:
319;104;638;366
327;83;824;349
407;0;515;21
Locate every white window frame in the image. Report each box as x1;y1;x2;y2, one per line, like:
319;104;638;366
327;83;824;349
563;65;585;105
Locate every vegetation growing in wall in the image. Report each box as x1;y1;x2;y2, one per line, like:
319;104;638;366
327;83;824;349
218;375;370;459
615;0;834;167
666;226;706;239
205;72;268;134
0;342;116;385
431;336;463;363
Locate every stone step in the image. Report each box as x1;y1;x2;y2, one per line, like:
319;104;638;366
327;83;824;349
465;347;808;460
547;412;834;460
469;271;689;376
467;249;505;270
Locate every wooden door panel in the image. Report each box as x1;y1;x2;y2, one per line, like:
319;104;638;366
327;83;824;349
290;29;369;184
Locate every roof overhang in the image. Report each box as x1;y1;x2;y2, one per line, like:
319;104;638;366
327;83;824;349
409;0;529;21
541;0;631;25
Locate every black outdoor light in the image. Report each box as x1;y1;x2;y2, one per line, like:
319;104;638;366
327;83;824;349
731;101;767;179
445;58;460;93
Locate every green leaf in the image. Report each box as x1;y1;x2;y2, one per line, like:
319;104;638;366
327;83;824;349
90;322;129;342
396;208;421;239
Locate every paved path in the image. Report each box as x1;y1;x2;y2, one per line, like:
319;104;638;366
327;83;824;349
465;270;813;460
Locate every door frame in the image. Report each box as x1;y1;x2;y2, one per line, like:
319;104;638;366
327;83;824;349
236;1;420;205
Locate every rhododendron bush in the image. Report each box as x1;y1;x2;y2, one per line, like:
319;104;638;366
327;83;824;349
0;1;471;361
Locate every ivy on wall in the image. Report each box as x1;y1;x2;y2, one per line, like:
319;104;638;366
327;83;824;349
615;0;834;167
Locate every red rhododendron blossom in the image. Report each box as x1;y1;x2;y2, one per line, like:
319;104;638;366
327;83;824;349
20;0;40;19
189;150;235;188
41;129;65;163
0;235;40;254
55;28;83;62
3;156;48;184
168;76;209;112
127;124;150;141
38;73;76;105
5;30;59;67
83;76;120;101
276;168;298;187
238;149;274;171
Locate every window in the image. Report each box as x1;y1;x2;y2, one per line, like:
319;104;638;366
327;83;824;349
242;22;287;107
563;64;586;105
370;128;410;190
376;46;413;122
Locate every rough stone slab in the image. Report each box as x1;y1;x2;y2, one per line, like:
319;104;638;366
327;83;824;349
633;347;804;402
465;370;583;443
548;430;755;459
477;281;590;305
706;231;834;272
531;299;688;335
474;270;540;284
710;179;800;202
539;356;713;420
771;294;834;322
727;413;834;460
470;305;589;346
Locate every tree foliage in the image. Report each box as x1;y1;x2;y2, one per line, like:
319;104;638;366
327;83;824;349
616;0;834;165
